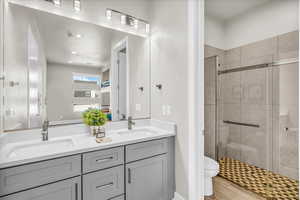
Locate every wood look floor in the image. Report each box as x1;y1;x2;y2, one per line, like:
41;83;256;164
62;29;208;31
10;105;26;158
204;195;216;200
211;177;266;200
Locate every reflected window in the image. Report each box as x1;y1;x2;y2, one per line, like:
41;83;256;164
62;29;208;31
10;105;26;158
72;73;101;112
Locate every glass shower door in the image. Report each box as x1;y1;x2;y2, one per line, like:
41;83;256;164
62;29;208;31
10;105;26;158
272;62;299;180
217;66;273;171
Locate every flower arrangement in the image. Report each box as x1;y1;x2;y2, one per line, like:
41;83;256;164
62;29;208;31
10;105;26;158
82;109;107;137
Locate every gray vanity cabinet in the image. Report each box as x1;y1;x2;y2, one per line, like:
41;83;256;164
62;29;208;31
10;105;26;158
0;137;174;200
0;177;81;200
126;154;168;200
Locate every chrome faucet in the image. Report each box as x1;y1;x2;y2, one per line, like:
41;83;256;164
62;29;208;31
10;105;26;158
41;120;49;141
128;116;135;130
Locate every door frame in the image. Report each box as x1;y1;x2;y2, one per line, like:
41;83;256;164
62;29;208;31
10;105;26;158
111;37;130;121
0;0;4;134
188;0;205;199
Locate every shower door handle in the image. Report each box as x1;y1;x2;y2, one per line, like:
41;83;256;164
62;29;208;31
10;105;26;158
223;120;260;128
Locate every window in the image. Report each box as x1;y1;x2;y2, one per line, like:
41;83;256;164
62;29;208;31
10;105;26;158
72;73;101;112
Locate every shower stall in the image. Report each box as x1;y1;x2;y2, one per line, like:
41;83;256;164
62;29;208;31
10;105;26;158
204;33;299;181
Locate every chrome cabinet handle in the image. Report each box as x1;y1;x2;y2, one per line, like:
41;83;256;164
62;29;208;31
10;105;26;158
96;156;114;163
128;168;132;184
96;182;114;189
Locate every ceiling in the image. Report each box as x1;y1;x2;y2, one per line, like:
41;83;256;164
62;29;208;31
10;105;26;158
35;9;116;68
205;0;272;22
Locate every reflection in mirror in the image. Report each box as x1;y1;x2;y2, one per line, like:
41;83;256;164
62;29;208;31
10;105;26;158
4;4;150;131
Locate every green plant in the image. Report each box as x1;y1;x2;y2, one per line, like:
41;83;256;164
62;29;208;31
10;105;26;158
82;109;107;126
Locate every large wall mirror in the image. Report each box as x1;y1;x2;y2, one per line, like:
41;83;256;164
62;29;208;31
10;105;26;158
3;2;150;131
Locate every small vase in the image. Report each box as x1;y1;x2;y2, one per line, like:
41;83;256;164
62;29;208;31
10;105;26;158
90;126;106;138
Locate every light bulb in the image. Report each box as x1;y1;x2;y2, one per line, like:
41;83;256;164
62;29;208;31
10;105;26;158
145;23;150;33
74;0;81;12
134;19;139;29
121;15;126;25
106;9;112;20
53;0;61;7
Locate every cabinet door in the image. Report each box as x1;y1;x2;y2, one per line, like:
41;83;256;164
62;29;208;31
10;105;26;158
126;154;168;200
0;177;81;200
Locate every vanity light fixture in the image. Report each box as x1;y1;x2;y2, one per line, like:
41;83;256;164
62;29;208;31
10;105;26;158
73;0;81;12
71;51;78;55
106;9;150;34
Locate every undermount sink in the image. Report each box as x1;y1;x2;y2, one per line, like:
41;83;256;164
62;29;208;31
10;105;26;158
6;138;75;159
117;128;158;137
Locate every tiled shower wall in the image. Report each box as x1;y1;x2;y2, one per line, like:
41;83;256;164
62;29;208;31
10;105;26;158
204;30;299;180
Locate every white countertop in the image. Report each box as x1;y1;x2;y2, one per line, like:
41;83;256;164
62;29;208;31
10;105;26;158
0;119;176;169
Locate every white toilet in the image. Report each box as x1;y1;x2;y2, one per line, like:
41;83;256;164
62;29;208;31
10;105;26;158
204;156;219;196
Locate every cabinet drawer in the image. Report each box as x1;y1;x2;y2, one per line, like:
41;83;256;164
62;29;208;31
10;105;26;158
0;155;81;196
83;147;124;173
0;177;81;200
126;139;168;163
83;165;124;200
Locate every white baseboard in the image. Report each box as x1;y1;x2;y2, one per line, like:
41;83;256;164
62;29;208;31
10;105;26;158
172;192;186;200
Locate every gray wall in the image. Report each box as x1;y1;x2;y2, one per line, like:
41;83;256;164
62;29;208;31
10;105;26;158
47;63;102;121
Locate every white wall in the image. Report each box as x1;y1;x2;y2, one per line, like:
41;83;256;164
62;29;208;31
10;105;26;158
150;0;190;199
205;16;226;50
205;0;299;50
225;0;299;49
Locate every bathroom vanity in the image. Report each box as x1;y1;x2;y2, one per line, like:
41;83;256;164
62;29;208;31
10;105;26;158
0;1;177;200
0;121;176;200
